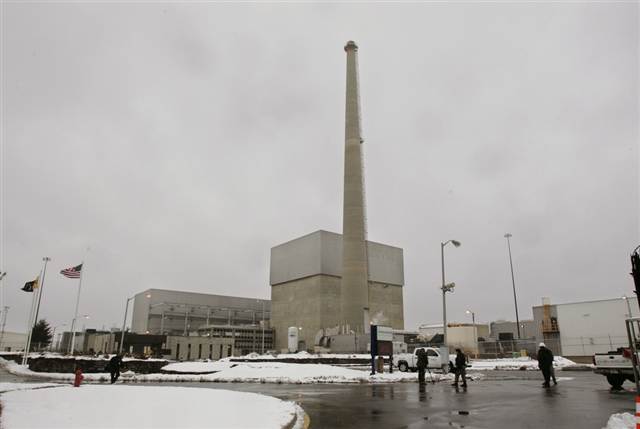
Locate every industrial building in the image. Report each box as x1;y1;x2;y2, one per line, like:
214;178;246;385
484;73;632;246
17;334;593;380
531;296;638;361
131;289;271;336
0;331;26;352
58;329;249;360
418;323;490;355
270;230;404;351
269;42;405;352
489;320;538;341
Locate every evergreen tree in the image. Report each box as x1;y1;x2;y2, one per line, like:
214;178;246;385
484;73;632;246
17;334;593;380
31;319;53;350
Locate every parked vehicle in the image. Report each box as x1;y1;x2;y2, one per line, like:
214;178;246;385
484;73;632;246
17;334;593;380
393;347;451;372
593;348;638;389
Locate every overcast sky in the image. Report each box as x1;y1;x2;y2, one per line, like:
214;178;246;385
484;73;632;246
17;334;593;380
1;2;638;335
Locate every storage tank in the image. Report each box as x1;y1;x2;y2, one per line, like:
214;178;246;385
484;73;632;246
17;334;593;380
288;327;299;353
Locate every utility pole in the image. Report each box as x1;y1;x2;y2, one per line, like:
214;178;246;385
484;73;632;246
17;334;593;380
0;306;9;350
504;233;521;339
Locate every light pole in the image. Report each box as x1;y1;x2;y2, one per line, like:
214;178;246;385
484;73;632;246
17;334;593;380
465;310;477;357
0;272;6;351
261;300;265;354
504;233;521;339
441;239;461;348
119;297;134;355
0;305;8;351
623;295;634;318
0;272;6;324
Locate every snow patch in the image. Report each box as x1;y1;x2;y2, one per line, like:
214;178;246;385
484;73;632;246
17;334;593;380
1;385;301;429
0;383;62;393
1;356;482;384
468;356;577;371
603;412;635;429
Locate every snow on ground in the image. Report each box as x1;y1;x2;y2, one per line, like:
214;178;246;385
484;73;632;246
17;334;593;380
1;357;482;384
1;352;166;362
603;412;634;429
0;382;61;393
162;361;238;373
162;360;483;384
232;351;370;360
467;356;577;371
1;385;303;429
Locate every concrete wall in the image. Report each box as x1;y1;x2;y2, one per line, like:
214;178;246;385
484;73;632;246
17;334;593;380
131;289;270;335
271;275;404;351
270;230;404;286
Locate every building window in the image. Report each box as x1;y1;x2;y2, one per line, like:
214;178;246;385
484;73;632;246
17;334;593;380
198;344;202;359
176;343;180;360
219;344;223;359
187;344;191;360
227;345;232;357
209;344;213;359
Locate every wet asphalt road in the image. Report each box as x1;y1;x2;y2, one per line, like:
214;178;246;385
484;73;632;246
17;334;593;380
152;371;635;429
1;368;635;428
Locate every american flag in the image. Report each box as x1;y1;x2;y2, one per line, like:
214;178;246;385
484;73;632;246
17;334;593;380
60;263;83;279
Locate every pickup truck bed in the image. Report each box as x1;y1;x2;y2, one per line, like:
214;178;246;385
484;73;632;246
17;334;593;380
593;350;637;389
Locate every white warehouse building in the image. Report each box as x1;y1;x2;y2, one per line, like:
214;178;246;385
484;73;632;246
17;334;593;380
532;296;639;360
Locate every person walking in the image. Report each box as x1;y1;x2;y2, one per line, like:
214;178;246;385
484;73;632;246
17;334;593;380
73;367;84;387
451;348;468;388
107;354;123;384
537;343;554;388
416;348;428;385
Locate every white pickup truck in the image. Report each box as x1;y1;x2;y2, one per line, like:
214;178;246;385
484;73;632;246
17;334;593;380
393;347;451;372
593;348;638;390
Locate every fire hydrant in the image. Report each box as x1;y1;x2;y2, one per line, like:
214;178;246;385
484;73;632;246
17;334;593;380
73;368;84;387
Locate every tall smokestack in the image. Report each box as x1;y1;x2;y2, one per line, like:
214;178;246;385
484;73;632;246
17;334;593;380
341;40;369;334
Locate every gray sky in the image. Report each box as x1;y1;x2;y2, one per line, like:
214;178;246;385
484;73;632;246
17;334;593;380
1;2;638;334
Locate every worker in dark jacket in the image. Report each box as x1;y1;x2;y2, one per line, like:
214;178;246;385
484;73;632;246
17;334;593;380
537;343;554;388
416;348;428;385
106;354;123;384
452;348;468;388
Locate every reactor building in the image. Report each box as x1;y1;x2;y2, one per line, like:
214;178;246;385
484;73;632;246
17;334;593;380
269;41;405;352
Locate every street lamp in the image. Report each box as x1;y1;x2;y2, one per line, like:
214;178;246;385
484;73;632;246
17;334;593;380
504;233;521;339
257;299;266;355
465;310;477;357
441;239;461;348
623;295;634;318
119;297;134;355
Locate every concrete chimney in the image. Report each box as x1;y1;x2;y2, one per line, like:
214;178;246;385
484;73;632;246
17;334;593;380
340;40;369;334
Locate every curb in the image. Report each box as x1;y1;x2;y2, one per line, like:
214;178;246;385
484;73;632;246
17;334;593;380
282;404;310;429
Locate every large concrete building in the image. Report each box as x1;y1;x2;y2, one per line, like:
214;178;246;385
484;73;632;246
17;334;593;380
269;41;405;351
131;289;270;336
270;232;404;351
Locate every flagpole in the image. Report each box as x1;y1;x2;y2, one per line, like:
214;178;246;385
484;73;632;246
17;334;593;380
22;281;39;366
32;257;50;347
68;261;84;355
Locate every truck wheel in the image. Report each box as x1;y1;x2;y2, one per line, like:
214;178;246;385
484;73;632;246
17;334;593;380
606;374;625;390
398;362;408;372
